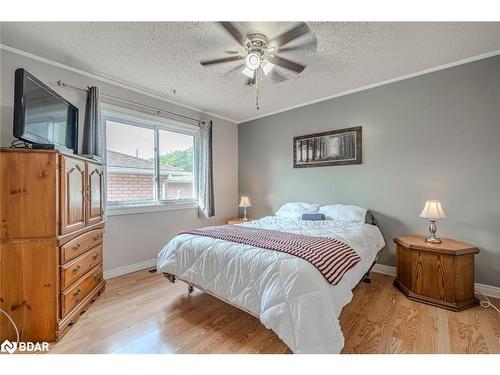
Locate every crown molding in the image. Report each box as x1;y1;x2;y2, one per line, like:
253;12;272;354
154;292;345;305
239;49;500;124
0;44;238;124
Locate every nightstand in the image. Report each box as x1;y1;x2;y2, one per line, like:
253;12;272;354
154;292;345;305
226;218;252;225
393;236;479;311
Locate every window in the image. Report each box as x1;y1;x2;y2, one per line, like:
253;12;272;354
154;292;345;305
104;108;198;210
158;129;195;201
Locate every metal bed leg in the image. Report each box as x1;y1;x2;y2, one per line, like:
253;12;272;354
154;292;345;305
362;271;371;283
363;260;377;283
164;273;194;293
163;273;176;283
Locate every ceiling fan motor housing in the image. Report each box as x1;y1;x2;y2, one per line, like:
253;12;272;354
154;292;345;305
244;34;272;62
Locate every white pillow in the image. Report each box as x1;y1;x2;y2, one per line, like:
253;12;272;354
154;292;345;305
275;202;320;220
319;204;367;223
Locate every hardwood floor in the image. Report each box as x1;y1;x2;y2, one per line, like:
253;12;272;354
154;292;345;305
50;270;500;354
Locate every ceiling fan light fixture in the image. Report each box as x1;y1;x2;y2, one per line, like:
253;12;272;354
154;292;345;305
242;66;255;78
260;59;274;76
245;53;261;70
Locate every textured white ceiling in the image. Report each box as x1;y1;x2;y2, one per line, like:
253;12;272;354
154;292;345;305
1;22;500;123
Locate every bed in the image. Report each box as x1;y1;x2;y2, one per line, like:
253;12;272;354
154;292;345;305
156;205;385;354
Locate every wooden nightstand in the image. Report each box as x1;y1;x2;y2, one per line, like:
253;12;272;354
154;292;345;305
226;218;252;225
393;236;479;311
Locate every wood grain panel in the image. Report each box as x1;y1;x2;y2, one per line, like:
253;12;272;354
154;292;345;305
0;239;58;342
60;245;103;289
61;263;103;317
60;155;86;235
412;251;454;302
0;150;57;239
60;228;103;263
396;244;412;289
455;254;475;302
85;162;104;226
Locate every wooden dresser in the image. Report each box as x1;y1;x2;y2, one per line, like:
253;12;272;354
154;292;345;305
393;236;479;311
0;149;106;342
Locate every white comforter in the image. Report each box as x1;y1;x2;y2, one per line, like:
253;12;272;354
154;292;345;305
157;216;385;354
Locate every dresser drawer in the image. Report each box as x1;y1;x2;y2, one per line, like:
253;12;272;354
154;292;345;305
61;229;103;263
61;263;103;317
60;245;103;290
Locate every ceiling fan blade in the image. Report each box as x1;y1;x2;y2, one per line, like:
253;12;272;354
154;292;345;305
278;39;317;53
219;22;245;45
270;70;288;84
270;22;310;48
227;63;245;74
272;55;306;73
200;55;243;66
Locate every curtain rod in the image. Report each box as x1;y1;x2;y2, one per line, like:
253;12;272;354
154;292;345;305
56;80;204;126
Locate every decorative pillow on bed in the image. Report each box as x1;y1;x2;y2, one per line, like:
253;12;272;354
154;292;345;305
275;202;320;220
319;204;367;223
301;213;325;221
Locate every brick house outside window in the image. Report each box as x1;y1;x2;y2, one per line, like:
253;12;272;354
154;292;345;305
106;150;193;203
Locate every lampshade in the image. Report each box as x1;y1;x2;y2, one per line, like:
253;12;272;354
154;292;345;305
239;196;252;208
260;59;274;76
419;200;446;219
241;66;255;78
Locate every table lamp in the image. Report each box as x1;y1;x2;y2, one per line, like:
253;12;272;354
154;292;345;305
239;196;252;221
419;200;446;244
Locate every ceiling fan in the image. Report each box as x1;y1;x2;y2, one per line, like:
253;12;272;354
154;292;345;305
200;22;317;110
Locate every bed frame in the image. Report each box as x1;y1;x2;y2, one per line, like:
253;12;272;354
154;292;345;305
163;272;261;319
163;255;378;296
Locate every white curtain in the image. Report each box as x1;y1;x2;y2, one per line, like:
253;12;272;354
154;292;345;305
198;121;215;218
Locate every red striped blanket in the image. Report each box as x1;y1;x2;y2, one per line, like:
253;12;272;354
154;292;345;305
180;225;361;285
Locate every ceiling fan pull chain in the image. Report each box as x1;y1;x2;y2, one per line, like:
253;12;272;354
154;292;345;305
255;75;260;110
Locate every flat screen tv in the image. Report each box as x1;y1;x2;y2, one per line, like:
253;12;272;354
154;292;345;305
13;68;78;153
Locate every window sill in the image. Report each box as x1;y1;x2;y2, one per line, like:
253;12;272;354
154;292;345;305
107;201;198;216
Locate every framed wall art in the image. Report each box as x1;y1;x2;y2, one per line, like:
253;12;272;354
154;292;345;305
293;126;362;168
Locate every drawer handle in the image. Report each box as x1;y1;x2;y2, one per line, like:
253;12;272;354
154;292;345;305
94;272;101;281
72;243;81;251
92;253;99;260
93;233;101;241
73;289;81;297
72;265;81;274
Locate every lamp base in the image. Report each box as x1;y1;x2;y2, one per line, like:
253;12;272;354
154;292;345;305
425;236;442;244
425;219;442;244
242;217;249;222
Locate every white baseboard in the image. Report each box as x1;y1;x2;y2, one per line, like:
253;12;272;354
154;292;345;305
475;283;500;299
372;263;397;277
104;258;157;280
371;263;500;299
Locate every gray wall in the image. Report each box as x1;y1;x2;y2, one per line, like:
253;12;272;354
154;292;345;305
239;55;500;286
0;49;239;273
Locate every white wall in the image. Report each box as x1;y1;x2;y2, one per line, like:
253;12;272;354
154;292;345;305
0;48;239;274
